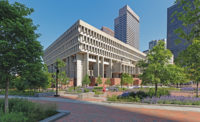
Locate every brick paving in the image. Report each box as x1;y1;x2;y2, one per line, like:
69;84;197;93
35;100;200;122
1;95;200;122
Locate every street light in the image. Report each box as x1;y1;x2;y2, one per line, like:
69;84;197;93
54;61;60;97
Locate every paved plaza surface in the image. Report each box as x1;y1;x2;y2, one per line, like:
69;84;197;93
1;95;200;122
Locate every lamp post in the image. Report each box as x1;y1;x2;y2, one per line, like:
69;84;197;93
54;61;60;97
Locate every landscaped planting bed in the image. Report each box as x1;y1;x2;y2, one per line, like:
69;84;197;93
107;88;200;106
0;98;57;122
107;88;170;102
142;96;200;105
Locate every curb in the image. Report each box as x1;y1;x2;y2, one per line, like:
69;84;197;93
103;101;200;108
40;110;70;122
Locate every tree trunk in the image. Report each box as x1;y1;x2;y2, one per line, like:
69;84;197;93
4;78;9;113
196;82;199;98
155;83;158;96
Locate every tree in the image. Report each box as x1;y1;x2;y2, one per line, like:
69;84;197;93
165;64;189;88
173;0;200;43
82;74;91;87
19;63;49;91
105;78;111;86
97;76;102;86
43;64;54;88
138;41;172;96
0;1;43;113
56;59;69;90
177;39;200;97
121;73;133;88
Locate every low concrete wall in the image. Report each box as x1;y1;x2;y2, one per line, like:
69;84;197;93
78;92;95;99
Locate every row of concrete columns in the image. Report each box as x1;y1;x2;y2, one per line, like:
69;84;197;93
48;53;140;87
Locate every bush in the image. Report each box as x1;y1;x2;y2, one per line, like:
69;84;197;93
107;95;118;101
148;88;170;97
94;87;103;90
0;98;57;122
84;88;89;93
0;112;28;122
67;87;74;92
118;87;128;91
94;91;103;95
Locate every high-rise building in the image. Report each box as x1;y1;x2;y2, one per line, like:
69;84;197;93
143;39;174;64
167;1;192;58
101;26;114;37
149;39;167;50
114;5;140;49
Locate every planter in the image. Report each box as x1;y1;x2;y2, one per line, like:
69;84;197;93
78;92;95;99
34;92;55;97
40;110;70;122
94;93;107;97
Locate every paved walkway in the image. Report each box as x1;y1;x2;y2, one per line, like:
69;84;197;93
1;95;200;122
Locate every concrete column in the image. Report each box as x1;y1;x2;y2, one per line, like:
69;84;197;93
83;53;89;77
94;55;99;77
109;59;112;78
76;54;83;86
131;67;134;75
101;57;104;78
123;65;126;73
69;56;74;78
106;59;112;78
66;57;69;77
97;55;99;76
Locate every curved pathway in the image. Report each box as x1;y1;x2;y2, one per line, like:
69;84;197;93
1;95;200;122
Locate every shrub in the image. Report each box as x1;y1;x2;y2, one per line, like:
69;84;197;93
107;95;118;101
148;88;170;97
94;87;103;90
92;89;97;92
0;98;57;121
0;112;28;122
94;91;104;95
84;88;89;93
118;87;128;91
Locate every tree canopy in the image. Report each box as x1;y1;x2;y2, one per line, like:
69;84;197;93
177;39;200;97
0;0;44;112
173;0;200;42
138;41;172;95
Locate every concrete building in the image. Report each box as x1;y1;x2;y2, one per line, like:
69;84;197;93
43;20;146;86
114;5;140;49
101;26;114;37
167;1;193;58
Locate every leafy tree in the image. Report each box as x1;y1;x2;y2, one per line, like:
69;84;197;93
19;63;49;91
0;1;43;113
177;39;200;97
105;78;111;86
97;76;102;85
56;59;69;90
82;74;91;87
137;41;172;96
13;76;28;91
121;73;133;88
165;64;189;87
43;64;54;88
173;0;200;43
172;0;200;97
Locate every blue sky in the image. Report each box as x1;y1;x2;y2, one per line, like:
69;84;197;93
13;0;175;51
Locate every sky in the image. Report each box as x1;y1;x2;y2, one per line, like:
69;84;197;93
13;0;175;52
